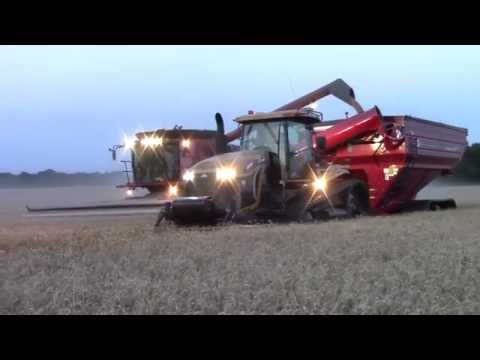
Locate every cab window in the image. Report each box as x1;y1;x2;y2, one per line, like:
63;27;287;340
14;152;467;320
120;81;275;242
241;122;280;154
287;121;313;179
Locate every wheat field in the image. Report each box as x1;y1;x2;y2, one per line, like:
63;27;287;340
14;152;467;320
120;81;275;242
1;185;480;314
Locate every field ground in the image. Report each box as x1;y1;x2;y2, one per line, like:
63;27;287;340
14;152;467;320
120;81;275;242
1;185;480;314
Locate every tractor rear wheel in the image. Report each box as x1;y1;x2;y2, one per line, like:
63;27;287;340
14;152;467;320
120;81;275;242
343;183;369;218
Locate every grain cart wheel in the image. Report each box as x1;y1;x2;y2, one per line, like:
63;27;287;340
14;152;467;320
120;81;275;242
343;182;369;218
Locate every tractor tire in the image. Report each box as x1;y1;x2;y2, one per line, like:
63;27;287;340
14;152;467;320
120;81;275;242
343;182;369;218
284;194;312;222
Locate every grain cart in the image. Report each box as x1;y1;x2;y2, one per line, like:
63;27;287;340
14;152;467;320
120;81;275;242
156;79;468;225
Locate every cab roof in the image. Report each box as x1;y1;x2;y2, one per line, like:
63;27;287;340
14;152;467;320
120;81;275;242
234;109;321;125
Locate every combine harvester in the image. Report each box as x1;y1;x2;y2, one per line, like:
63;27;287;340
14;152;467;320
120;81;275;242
108;118;239;197
26;79;468;222
26;114;239;217
155;79;468;225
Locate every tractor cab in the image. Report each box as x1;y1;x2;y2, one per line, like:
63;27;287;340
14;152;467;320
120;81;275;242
236;109;320;185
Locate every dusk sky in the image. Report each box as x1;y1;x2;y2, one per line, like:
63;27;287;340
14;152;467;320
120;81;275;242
1;45;478;174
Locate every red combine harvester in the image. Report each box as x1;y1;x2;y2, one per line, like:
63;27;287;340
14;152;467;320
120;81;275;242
155;79;468;225
26;114;240;216
108;115;240;197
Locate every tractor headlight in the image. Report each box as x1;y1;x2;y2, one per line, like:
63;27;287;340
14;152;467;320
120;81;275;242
216;166;237;183
168;184;178;197
313;176;327;192
182;170;195;182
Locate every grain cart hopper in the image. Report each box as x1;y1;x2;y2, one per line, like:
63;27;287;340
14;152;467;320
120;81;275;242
156;79;468;225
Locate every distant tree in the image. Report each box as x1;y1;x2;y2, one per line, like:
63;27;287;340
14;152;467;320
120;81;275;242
451;143;480;182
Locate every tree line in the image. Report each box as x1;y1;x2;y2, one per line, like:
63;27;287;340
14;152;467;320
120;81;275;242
448;142;480;183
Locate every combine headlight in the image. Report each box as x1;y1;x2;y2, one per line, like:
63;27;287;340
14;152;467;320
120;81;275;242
216;167;237;182
313;176;327;192
168;184;178;197
181;139;191;148
126;189;134;197
141;136;163;148
124;136;137;150
182;170;195;182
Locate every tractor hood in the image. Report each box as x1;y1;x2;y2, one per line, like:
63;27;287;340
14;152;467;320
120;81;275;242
183;149;271;214
189;150;267;176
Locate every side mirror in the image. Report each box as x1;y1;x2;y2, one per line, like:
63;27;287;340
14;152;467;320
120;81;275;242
109;148;117;161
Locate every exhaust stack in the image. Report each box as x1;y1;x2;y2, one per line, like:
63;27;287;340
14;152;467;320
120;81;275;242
215;112;228;153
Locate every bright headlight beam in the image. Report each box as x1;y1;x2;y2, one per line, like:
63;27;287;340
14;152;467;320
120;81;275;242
124;136;137;150
168;184;178;197
141;136;163;147
313;176;327;192
182;170;194;182
216;167;237;182
181;139;191;148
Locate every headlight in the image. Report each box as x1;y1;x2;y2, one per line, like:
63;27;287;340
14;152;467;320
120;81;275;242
141;136;163;147
126;189;134;197
168;184;178;197
313;176;327;192
216;167;237;182
181;139;191;148
182;170;195;182
124;136;137;150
